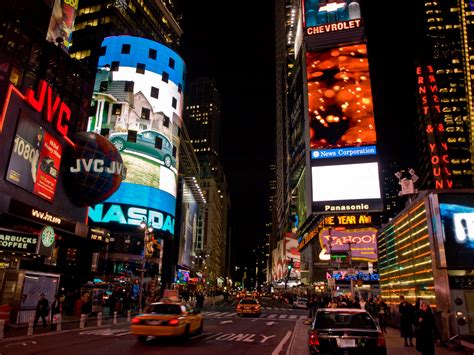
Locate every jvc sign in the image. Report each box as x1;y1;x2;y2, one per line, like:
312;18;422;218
89;203;175;235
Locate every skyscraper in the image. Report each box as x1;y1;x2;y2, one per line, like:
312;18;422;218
414;0;473;189
70;0;182;68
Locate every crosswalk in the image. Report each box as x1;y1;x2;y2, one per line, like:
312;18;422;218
201;311;308;320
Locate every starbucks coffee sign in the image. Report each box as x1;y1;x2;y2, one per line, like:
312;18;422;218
0;231;38;253
37;226;55;256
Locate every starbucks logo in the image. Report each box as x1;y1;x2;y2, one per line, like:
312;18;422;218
40;226;55;248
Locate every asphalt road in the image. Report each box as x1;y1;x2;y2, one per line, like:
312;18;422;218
0;297;307;355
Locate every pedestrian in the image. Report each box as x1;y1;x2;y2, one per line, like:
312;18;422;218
414;301;439;355
366;297;379;319
50;295;61;329
34;293;49;328
359;297;367;310
196;291;205;309
377;297;389;333
399;295;415;347
80;292;92;316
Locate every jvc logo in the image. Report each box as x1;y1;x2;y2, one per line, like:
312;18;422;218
70;159;126;178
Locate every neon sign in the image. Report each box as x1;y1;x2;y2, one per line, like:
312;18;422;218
416;66;452;189
0;80;74;146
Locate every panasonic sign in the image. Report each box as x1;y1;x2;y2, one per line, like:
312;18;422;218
89;203;175;235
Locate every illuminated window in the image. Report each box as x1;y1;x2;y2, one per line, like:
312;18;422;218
121;44;131;54
162;71;169;83
151;86;159;98
136;63;146;74
99;81;108;92
112;104;122;115
172;97;177;109
149;48;157;59
169;57;175;69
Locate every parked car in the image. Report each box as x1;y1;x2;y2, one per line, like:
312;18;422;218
308;308;386;355
130;301;203;342
109;129;176;168
293;297;308;309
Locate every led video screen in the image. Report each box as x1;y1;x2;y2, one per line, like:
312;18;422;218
306;44;376;150
303;0;361;27
312;162;381;202
439;193;474;268
87;36;186;236
319;227;377;262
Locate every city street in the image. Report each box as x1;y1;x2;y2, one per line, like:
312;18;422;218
0;297;468;355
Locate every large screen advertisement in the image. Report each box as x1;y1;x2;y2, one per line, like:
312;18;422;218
319;227;377;262
6;111;63;202
46;0;78;51
306;44;376;150
439;193;474;268
312;162;381;202
303;0;361;27
87;36;185;237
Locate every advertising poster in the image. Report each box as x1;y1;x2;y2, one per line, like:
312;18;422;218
6;112;62;202
306;44;376;150
439;193;474;268
46;0;78;51
303;0;361;27
319;227;378;261
285;234;301;280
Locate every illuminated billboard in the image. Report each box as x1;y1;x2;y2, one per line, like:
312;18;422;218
46;0;78;51
303;0;361;27
6;111;62;202
87;36;185;237
439;193;474;268
306;44;376;150
319;227;377;262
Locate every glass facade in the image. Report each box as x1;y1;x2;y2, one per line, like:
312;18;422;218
378;201;436;307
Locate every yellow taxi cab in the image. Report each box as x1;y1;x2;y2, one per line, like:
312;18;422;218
130;300;203;342
236;297;261;316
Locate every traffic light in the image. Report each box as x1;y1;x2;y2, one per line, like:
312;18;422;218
287;258;294;271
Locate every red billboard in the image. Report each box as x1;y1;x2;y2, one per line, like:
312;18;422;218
306;43;376;150
6;112;62;202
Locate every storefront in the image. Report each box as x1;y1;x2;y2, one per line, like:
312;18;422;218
378;189;474;340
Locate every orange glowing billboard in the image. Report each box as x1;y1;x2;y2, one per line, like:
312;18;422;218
306;43;376;150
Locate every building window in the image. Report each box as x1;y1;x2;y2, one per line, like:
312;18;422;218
136;63;146;74
172;97;177;109
121;44;131;54
112;104;122;115
178;83;182;93
99;46;106;56
99;81;108;92
155;137;163;149
162;71;169;83
150;86;159;98
111;61;119;71
172;146;177;157
124;81;134;92
141;107;150;120
169;57;175;69
149;48;157;59
163;115;170;127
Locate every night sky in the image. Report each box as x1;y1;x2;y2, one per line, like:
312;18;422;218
178;1;420;271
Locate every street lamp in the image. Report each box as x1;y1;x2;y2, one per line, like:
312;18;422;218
138;218;153;313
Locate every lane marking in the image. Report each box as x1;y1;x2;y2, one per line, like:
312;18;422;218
203;332;223;341
278;315;288;319
267;314;277;319
285;320;300;355
272;330;292;355
289;315;298;320
299;315;308;320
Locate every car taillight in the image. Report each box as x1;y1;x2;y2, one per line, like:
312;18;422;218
377;333;386;347
309;330;320;346
167;318;179;326
131;317;141;325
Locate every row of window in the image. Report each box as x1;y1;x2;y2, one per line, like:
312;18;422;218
105;60;182;93
99;80;178;109
104;43;176;70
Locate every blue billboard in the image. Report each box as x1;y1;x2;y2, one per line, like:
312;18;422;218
87;36;186;236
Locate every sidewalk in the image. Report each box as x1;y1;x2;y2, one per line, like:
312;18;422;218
0;313;133;340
